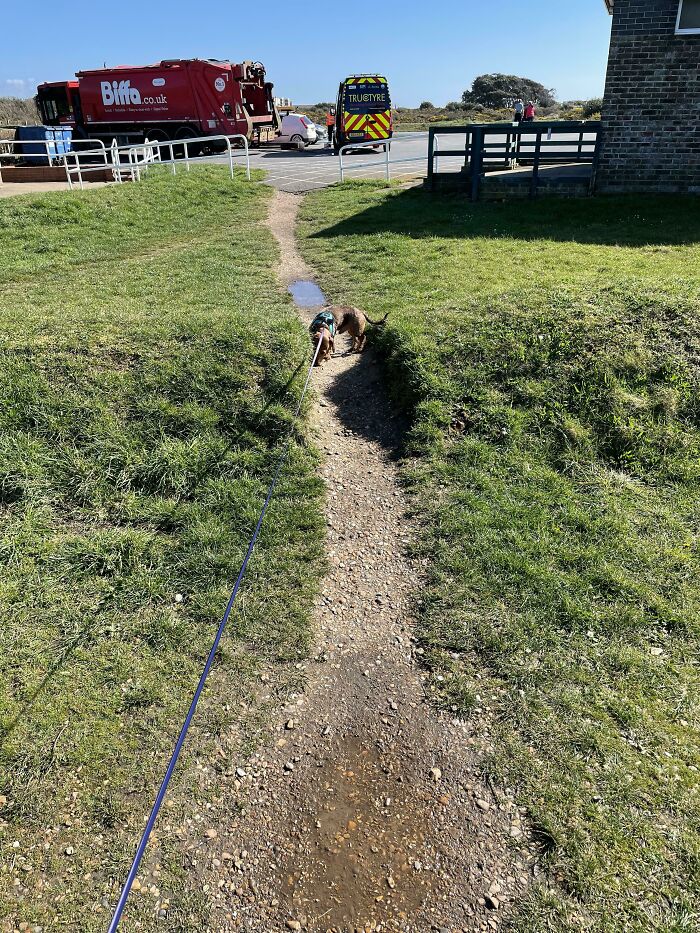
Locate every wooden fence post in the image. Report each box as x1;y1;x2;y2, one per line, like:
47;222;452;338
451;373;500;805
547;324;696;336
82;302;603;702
529;130;542;198
470;127;484;201
427;128;435;191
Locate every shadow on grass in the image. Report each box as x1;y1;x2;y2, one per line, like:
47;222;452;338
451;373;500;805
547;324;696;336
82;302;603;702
0;634;88;742
324;341;409;457
309;186;700;247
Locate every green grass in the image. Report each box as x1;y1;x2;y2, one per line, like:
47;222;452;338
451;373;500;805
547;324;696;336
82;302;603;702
0;168;323;929
299;183;700;932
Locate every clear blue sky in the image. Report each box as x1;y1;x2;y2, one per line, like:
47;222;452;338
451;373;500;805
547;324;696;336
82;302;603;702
2;0;612;106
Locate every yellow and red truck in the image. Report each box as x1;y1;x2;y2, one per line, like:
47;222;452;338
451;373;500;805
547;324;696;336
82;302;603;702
334;75;392;152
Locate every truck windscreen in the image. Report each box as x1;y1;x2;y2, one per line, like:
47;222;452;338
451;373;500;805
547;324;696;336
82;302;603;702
343;85;390;113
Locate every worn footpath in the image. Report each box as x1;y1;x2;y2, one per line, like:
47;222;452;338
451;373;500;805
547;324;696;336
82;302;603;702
187;190;539;932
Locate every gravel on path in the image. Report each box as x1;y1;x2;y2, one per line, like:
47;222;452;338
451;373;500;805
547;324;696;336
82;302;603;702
188;190;539;932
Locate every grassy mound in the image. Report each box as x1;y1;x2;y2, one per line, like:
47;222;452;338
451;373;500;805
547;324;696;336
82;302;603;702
0;169;323;928
299;183;700;932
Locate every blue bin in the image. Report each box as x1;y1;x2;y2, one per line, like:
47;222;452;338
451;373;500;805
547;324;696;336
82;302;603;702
15;126;73;165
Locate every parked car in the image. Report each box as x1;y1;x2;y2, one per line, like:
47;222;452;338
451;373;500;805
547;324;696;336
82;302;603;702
278;113;317;148
314;123;328;142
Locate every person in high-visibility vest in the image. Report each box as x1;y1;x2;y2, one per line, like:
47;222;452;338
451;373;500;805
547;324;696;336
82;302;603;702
325;107;336;148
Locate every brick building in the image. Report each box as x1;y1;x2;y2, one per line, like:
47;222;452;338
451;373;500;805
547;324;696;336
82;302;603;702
596;0;700;193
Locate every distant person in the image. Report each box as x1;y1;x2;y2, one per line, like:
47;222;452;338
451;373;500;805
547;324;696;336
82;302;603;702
326;107;336;148
513;98;524;123
524;101;536;122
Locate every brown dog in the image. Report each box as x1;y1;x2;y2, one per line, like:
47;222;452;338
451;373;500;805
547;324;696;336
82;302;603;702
332;306;389;352
311;325;334;365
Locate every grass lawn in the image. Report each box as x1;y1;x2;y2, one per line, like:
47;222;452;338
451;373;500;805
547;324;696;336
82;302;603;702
299;183;700;933
0;168;323;929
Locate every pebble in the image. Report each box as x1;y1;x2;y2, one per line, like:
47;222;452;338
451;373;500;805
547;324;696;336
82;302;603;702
284;761;295;772
429;767;442;782
476;799;490;811
286;720;295;730
205;828;218;839
484;894;500;910
286;921;302;931
236;767;246;778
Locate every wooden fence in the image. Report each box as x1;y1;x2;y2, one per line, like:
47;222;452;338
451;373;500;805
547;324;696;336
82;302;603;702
428;121;602;199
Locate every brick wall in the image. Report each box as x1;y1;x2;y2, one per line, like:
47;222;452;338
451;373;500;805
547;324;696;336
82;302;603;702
596;0;700;193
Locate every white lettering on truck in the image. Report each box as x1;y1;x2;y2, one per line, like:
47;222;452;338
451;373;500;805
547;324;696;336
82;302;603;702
100;79;168;107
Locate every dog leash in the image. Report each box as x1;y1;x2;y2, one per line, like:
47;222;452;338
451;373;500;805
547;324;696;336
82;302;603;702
107;336;322;932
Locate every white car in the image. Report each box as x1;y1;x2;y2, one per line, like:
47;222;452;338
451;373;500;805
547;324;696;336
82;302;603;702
277;113;318;148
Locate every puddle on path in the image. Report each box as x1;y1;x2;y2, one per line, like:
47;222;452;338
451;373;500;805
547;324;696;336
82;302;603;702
288;279;327;308
277;737;433;930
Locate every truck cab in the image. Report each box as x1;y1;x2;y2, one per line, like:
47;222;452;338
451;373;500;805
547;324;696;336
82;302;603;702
36;81;82;129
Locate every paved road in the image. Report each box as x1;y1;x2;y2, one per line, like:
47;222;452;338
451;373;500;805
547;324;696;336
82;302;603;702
209;129;597;194
208;133;443;193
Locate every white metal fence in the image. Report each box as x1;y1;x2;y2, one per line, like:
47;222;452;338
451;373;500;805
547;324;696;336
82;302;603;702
64;134;251;189
0;138;108;179
337;134;428;182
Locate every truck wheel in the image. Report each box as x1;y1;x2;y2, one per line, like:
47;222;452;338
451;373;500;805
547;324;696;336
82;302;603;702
144;128;170;161
173;127;202;159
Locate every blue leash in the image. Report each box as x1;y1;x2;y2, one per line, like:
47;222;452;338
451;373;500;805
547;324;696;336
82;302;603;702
107;338;322;931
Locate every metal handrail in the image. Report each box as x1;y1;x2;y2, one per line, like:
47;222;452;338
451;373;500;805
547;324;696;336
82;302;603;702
338;133;428;182
0;137;107;168
63;134;251;190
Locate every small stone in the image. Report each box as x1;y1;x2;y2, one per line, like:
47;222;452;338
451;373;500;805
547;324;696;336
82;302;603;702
284;761;295;772
0;795;7;808
387;876;396;889
429;767;442;782
205;829;218;839
650;647;663;656
476;799;490;811
286;921;302;931
286;720;295;730
64;847;74;856
484;894;500;910
236;767;246;778
174;593;184;603
132;879;142;891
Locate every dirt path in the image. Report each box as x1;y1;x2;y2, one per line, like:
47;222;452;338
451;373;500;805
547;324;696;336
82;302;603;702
195;191;537;932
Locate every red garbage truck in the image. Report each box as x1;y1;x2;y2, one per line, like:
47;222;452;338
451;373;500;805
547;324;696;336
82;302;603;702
35;59;280;147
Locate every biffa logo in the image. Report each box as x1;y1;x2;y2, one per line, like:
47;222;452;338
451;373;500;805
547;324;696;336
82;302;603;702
101;80;142;106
